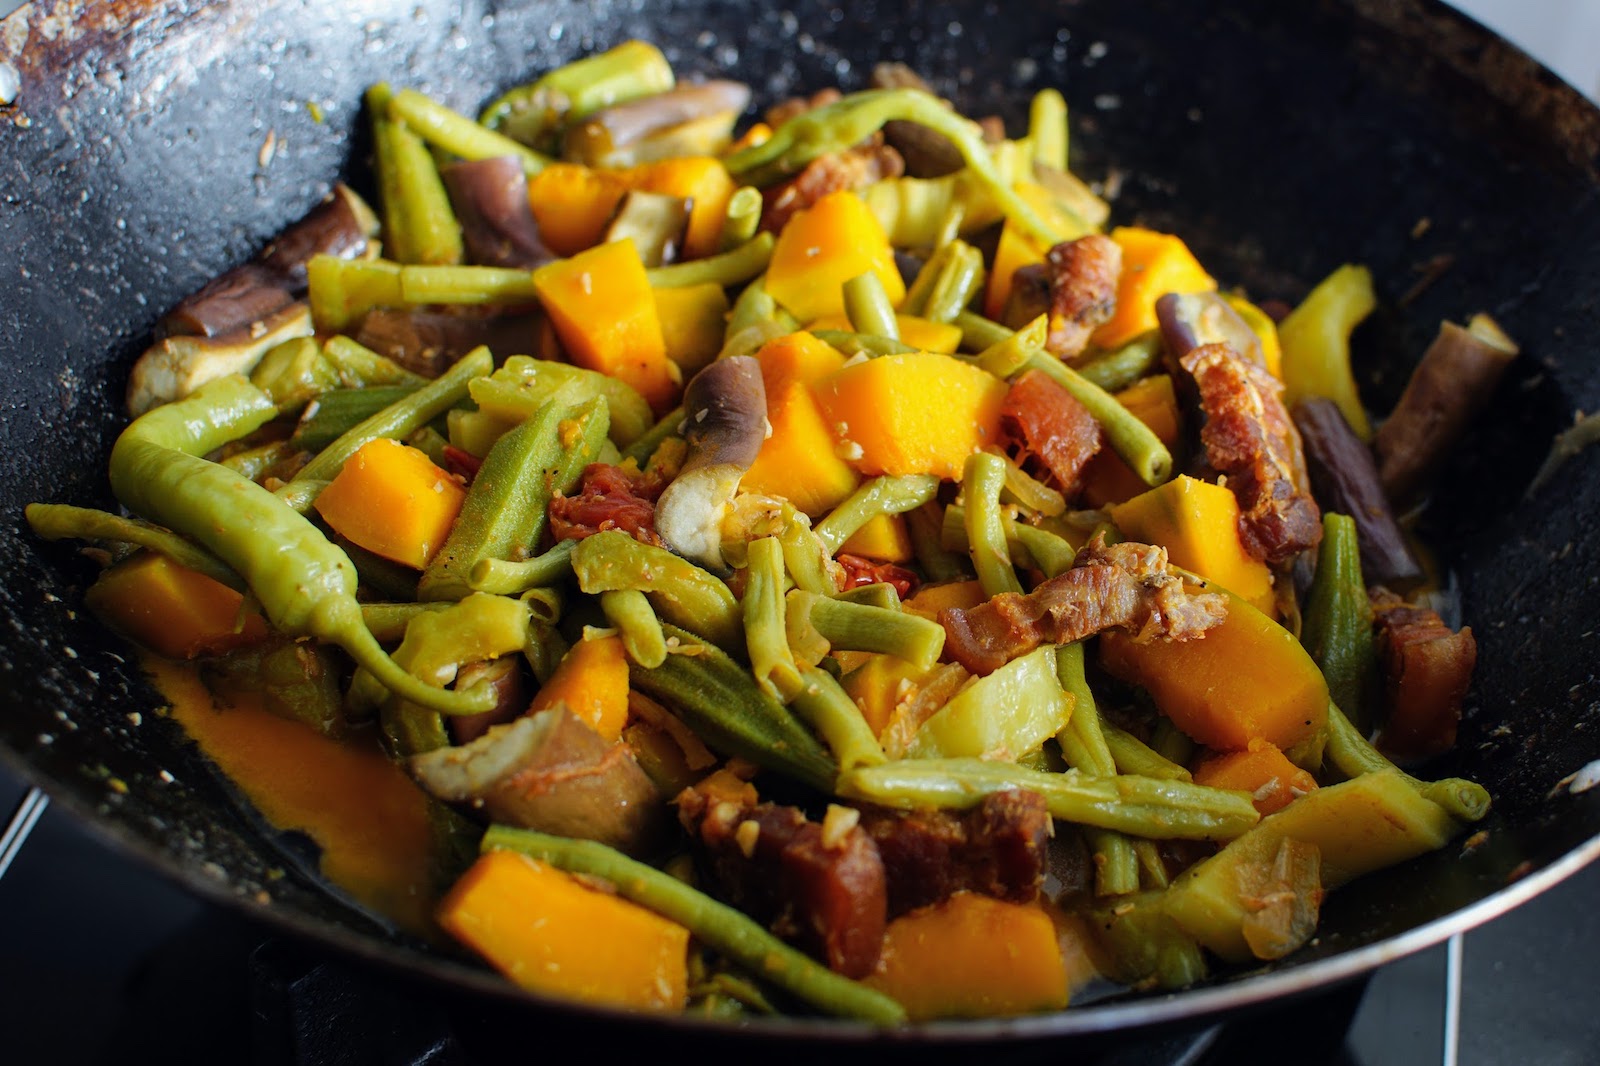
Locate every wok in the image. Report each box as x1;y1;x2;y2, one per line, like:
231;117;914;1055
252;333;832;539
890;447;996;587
3;0;1599;1050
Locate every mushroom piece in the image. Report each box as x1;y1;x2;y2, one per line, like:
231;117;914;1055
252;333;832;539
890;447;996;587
563;80;751;167
409;707;670;857
602;190;692;267
441;156;554;270
127;302;313;415
653;356;769;571
163;183;378;337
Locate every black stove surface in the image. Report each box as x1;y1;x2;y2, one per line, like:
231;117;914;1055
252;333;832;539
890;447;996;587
3;766;1597;1065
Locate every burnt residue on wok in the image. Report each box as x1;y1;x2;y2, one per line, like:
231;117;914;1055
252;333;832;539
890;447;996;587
2;0;1600;1042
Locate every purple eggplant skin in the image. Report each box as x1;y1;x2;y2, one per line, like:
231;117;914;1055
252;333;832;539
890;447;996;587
1294;397;1423;586
356;308;541;377
1155;291;1266;369
441;156;554;270
164;183;376;337
568;80;751;154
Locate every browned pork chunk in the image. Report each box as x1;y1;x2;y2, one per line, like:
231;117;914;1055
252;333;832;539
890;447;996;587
1043;233;1123;359
1180;342;1322;566
1000;367;1104;493
760;143;905;234
1370;589;1478;762
939;534;1227;676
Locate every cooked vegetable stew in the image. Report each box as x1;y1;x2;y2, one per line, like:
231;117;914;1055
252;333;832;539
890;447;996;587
26;40;1506;1024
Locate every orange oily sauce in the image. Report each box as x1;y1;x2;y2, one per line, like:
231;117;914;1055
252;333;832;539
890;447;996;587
145;656;438;936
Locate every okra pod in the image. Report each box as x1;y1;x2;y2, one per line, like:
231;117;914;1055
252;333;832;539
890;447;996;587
370;84;464;266
1301;512;1377;732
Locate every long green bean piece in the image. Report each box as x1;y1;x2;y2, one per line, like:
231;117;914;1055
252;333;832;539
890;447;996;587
398;264;542;305
940;504;1079;578
26;504;243;592
420;395;608;602
1056;641;1143;896
837;759;1261;841
1028;88;1068;171
369;84;463;266
743;537;803;700
962;451;1024;596
600;588;668;668
1024;352;1173;486
794;591;945;671
1323;700;1490;823
916;240;985;324
481;827;906;1024
388;88;552;175
307;257;404;333
1089;830;1141;896
479;39;675;145
467;540;577;596
954;310;1015;353
843;272;900;341
905;502;970;583
790;664;886;770
571;530;742;650
1074;332;1163;393
647;232;775;289
813;475;940;556
809;331;917;359
1102;722;1195;783
360;601;454;643
720;185;763;251
971;314;1047;381
777;507;839;596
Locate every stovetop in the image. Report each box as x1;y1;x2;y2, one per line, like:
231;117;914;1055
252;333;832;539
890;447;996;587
3;766;1597;1065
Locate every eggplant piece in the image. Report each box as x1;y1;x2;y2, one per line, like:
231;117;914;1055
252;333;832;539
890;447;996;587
441;156;554;270
354;308;539;377
199;635;350;739
446;657;528;746
127;302;313;415
564;80;751;167
409;707;669;856
164;184;378;337
654;356;768;571
1293;397;1422;585
603;190;692;267
1374;315;1518;503
1156;291;1266;369
1002;262;1051;331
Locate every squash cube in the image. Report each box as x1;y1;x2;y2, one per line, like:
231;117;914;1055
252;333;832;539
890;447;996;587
84;553;267;659
1109;474;1275;615
765;190;904;322
314;438;465;569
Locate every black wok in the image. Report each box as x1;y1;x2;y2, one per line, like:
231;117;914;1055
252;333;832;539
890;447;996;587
3;0;1599;1050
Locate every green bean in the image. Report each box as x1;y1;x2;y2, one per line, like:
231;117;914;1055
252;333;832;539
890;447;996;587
1133;839;1170;890
790;664;886;770
784;588;831;668
843;272;900;341
809;330;917;359
793;590;945;671
360;601;452;643
1324;701;1490;822
306;256;404;333
726;89;1063;246
940;504;1078;578
420;396;608;602
321;336;428;388
369;84;463;266
523;621;570;685
813;475;940;555
628;624;837;792
273;478;327;514
481;827;905;1024
900;242;955;318
398;264;541;305
25;504;243;591
720;185;763;252
777;506;838;596
571;531;742;650
1302;513;1377;733
725;274;798;339
839;759;1261;840
744;537;803;701
1025;352;1172;486
835;581;900;611
917;240;985;324
954;309;1014;353
1074;331;1163;393
288;347;492;494
1149;716;1196;769
467;539;576;596
519;585;564;626
1102;723;1194;782
1029;88;1068;171
108;377;493;716
646;232;775;290
479;40;675;146
1054;642;1114;775
972;314;1046;381
291;386;421;453
906;502;969;583
387;88;551;176
476;355;654;449
219;440;297;483
994;449;1066;517
600;588;668;668
1089;830;1141;896
962;452;1024;596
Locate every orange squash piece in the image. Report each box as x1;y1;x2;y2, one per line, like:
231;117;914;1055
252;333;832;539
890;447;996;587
526;163;629;257
84;553;267;659
439;850;689;1012
841;654;930;738
981;181;1089;320
1091;226;1217;350
839;514;913;562
533;239;678;414
313;438;466;569
1193;738;1319;815
1100;593;1328;752
902;579;987;620
1110;474;1275;616
866;892;1068;1021
625;157;736;259
653;281;730;377
1079;374;1183;508
527;633;630;742
764;190;904;322
814;352;1007;480
742;331;862;516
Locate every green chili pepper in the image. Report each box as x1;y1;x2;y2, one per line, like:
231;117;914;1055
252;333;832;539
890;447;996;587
106;375;494;717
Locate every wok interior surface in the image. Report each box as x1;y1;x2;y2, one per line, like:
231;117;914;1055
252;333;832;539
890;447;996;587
3;0;1599;1043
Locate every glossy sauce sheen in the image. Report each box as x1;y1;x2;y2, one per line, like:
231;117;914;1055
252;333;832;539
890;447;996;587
145;657;438;935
